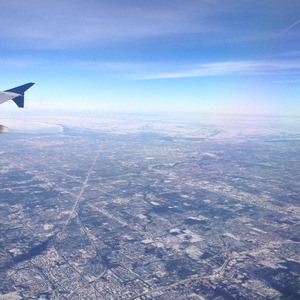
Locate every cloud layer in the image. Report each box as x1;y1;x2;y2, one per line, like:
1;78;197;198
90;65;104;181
0;0;220;48
136;60;300;79
1;0;298;49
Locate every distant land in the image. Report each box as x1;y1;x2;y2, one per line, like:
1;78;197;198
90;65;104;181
0;113;299;299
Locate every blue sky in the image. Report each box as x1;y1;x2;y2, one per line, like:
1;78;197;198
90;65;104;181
0;0;299;115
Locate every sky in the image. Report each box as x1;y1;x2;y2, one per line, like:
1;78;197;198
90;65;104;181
0;0;299;116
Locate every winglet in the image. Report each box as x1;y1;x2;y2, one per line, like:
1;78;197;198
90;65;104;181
5;83;35;108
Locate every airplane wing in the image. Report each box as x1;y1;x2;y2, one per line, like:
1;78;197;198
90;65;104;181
0;83;35;108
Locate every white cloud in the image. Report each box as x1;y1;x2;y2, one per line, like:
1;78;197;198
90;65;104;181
1;0;295;50
0;0;222;49
135;60;300;79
